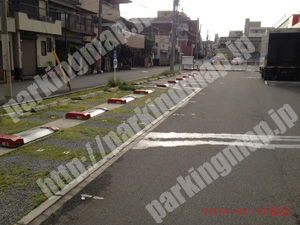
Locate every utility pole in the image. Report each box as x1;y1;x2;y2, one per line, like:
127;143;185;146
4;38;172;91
97;0;103;73
98;0;103;38
179;9;183;72
170;0;179;71
1;0;13;102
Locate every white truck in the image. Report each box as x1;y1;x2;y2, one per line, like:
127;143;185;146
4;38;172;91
182;56;194;70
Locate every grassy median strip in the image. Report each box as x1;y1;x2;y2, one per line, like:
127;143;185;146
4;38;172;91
131;70;179;84
0;90;132;136
0;69;178;117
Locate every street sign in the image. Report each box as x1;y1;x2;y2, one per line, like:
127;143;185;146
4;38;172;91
113;50;117;81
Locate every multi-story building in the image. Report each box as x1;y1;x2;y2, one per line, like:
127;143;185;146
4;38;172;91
1;0;143;80
0;0;16;80
214;33;219;44
1;0;62;80
244;18;261;37
81;0;145;71
81;0;130;23
229;30;243;38
48;0;96;61
217;18;275;62
0;0;99;80
137;10;200;66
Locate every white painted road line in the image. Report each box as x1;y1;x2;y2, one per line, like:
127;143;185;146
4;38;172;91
133;132;300;150
145;132;300;142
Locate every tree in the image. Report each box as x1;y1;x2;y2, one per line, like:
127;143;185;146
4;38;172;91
142;36;154;58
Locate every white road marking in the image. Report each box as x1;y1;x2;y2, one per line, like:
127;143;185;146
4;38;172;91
146;132;300;142
93;196;104;200
133;132;300;150
134;140;300;150
81;194;104;200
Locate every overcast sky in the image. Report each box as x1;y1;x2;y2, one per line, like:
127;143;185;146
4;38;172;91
120;0;299;40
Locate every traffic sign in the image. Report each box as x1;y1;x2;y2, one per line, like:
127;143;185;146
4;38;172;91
114;59;118;69
114;50;117;59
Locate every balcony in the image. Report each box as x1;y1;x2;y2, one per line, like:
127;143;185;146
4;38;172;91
62;13;95;36
10;2;61;23
10;2;62;35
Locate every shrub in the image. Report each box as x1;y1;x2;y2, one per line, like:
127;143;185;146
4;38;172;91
107;77;122;87
107;78;136;91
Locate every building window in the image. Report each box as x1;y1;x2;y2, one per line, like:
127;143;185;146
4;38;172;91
47;38;52;52
41;41;47;56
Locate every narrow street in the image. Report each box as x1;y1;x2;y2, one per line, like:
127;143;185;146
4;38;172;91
40;71;300;225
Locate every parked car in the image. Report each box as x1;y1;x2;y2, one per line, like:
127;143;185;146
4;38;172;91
231;57;243;65
210;57;218;65
211;56;229;65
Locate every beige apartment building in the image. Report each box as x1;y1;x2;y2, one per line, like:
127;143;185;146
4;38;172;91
1;0;61;80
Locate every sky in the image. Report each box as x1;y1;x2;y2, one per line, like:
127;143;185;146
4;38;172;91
120;0;300;40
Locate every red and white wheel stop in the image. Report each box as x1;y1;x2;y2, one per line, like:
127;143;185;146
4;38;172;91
66;108;108;120
133;90;154;95
156;84;169;88
108;96;136;104
0;126;60;148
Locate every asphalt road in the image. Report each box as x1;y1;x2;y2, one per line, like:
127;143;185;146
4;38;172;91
42;71;300;225
0;66;170;106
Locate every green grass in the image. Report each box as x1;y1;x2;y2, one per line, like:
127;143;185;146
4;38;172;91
93;117;124;124
52;126;112;140
0;69;175;119
107;77;123;87
0;167;50;192
0;90;134;136
131;70;180;84
0;117;44;135
48;102;91;112
30;193;48;209
106;77;136;91
0;108;8;117
11;143;86;161
105;107;135;116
